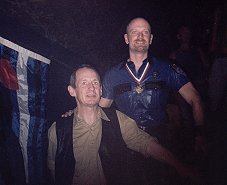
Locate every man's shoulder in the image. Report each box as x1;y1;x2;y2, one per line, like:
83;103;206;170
107;61;126;72
101;107;128;123
152;56;171;65
53;112;74;128
103;61;127;83
101;107;117;118
151;57;173;71
154;54;187;76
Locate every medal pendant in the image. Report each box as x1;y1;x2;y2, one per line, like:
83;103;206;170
126;62;150;94
135;85;144;94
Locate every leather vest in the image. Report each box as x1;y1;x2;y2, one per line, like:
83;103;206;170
55;108;131;185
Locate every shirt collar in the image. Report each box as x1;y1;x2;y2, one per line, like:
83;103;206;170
126;58;150;78
99;107;110;122
126;58;149;67
120;57;150;68
73;107;110;124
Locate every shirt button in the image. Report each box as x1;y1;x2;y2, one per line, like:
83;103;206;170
90;141;94;145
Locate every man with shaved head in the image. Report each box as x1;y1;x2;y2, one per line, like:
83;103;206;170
100;17;206;184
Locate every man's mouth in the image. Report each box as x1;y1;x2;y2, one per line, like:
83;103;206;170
135;40;146;44
86;94;96;98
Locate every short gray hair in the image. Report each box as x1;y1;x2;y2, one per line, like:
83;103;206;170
69;64;100;88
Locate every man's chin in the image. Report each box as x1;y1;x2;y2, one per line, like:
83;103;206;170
134;48;148;53
133;45;149;51
85;100;99;107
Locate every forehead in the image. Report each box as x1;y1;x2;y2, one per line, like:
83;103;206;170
76;67;99;80
127;18;151;31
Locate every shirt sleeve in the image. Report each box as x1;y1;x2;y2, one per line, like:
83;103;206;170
102;69;115;100
116;110;159;157
168;64;190;91
48;122;57;179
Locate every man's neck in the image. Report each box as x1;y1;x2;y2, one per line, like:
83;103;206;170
129;52;148;72
77;106;99;125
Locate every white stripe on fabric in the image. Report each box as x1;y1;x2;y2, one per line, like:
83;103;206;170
0;36;50;64
17;53;30;183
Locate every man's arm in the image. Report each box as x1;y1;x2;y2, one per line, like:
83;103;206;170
117;110;195;178
99;97;113;107
146;139;194;178
178;82;206;151
179;82;204;126
48;123;57;179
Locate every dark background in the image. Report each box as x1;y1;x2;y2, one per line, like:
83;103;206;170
0;1;227;185
0;0;226;120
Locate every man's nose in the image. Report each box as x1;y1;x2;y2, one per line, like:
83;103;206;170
88;83;95;89
137;32;144;38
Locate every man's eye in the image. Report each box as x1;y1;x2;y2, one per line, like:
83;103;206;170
131;31;137;34
81;81;87;85
93;81;99;85
143;31;149;35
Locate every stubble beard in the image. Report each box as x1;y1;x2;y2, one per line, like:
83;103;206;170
132;45;149;53
132;39;149;52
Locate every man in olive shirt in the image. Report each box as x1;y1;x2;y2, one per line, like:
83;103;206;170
48;64;193;185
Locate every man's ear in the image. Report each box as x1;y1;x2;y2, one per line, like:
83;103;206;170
68;85;76;97
100;85;102;96
149;34;153;45
124;34;129;44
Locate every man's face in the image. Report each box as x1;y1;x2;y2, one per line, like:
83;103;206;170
177;26;191;43
124;18;153;53
68;67;102;107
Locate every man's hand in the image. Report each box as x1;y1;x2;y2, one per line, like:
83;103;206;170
61;109;74;117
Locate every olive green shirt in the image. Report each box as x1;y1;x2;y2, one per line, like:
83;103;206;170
48;107;156;185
